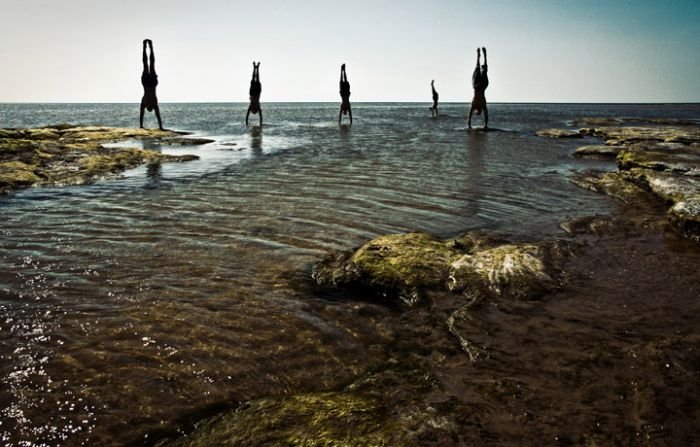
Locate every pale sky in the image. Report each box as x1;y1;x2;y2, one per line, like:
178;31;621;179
1;0;699;103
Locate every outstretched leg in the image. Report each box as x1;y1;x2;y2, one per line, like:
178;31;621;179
472;48;482;89
142;40;149;75
148;40;156;75
481;47;489;90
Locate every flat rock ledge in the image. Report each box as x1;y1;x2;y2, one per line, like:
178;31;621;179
0;125;208;194
538;118;700;242
312;231;569;306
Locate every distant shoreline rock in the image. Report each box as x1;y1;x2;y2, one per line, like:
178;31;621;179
0;125;208;194
537;118;700;242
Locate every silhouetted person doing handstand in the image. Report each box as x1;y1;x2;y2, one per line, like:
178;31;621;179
430;80;439;117
246;62;262;126
468;47;489;129
339;64;352;125
140;39;163;130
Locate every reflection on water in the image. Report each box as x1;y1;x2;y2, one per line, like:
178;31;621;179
463;130;485;219
250;126;263;155
1;103;699;445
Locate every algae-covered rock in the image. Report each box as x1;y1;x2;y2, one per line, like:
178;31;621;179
313;232;460;304
0;161;42;190
566;119;700;241
313;231;566;305
535;128;583;139
669;197;700;242
0;125;204;193
571;171;649;205
448;243;556;300
574;145;622;158
586;126;700;145
616;142;700;174
163;365;461;447
165;392;396;447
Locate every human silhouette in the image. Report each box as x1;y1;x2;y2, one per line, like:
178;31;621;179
430;80;439;117
339;64;352;125
468;47;489;129
140;39;163;130
246;62;262;126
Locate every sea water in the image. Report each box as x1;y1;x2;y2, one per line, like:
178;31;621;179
1;102;699;445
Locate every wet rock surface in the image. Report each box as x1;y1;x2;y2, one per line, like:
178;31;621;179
573;144;621;158
0;125;205;194
312;231;569;305
538;117;700;241
535;128;584;138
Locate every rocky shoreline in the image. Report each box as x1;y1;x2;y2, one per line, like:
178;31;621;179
540;117;700;241
0;125;212;194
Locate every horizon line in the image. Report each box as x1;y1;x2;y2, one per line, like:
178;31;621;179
2;101;700;106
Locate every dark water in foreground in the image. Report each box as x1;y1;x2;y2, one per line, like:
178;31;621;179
0;103;699;445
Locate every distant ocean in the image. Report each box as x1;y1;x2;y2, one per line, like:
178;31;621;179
1;102;699;445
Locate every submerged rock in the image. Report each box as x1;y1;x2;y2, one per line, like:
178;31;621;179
0;125;203;194
571;171;649;205
313;231;567;305
164;392;394;447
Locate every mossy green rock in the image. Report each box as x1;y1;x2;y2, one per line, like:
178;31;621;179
313;232;566;305
0;125;204;193
164;392;396;447
313;232;461;304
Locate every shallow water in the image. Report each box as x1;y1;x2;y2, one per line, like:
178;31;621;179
1;102;699;445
